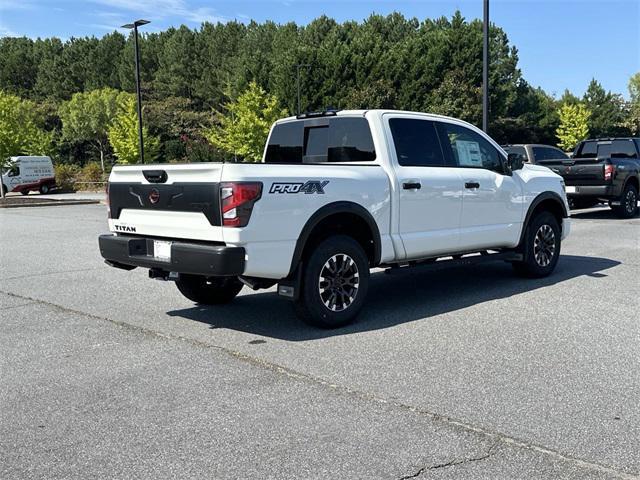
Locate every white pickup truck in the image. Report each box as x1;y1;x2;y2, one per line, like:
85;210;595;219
99;110;570;328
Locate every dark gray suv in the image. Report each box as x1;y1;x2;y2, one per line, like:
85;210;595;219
502;144;569;164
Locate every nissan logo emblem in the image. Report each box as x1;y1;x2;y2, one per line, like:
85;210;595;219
149;188;160;204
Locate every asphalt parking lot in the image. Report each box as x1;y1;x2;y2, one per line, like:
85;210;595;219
1;203;638;479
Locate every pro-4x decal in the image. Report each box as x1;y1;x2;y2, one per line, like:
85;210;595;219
269;181;329;194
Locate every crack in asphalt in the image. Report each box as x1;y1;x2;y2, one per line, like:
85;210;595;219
399;443;500;479
1;289;638;480
0;301;37;311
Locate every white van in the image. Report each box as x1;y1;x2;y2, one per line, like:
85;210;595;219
1;156;56;195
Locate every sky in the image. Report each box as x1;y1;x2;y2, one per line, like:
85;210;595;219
1;0;638;98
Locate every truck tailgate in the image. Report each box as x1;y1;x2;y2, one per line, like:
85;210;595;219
537;158;606;186
107;163;225;242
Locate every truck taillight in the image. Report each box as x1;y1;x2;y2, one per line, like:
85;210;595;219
604;164;614;181
220;182;262;227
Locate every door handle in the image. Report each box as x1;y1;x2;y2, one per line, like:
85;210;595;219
403;182;421;190
465;182;480;189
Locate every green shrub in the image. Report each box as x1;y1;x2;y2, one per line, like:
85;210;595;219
164;139;187;162
54;164;80;191
77;162;105;186
186;140;221;163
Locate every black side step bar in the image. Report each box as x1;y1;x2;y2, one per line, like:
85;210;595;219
384;251;523;275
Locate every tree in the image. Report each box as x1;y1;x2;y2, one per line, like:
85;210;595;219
626;72;640;135
0;38;38;98
583;79;629;137
1;14;635;168
0;91;51;197
559;89;580;106
59;88;122;171
427;69;482;124
343;79;397;109
154;26;199;99
205;81;288;162
108;95;159;164
556;103;590;152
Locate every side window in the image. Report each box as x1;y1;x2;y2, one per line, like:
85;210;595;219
549;148;569;159
533;147;568;161
8;165;20;176
531;147;547;161
611;139;638;159
437;122;504;172
265;122;303;164
389;118;446;167
504;146;527;162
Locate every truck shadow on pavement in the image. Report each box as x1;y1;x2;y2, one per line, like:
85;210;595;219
167;254;620;341
570;206;640;220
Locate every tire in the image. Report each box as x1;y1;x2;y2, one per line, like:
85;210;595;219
20;190;29;196
175;274;243;305
1;184;7;195
512;211;561;278
294;235;370;329
615;183;639;219
39;184;50;194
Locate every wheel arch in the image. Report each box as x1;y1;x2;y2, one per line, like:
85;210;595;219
519;192;568;246
622;174;639;193
287;201;382;277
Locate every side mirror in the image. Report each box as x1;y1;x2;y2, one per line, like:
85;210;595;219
507;153;525;171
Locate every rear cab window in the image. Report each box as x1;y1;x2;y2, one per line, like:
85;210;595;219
265;117;376;164
596;142;612;158
611;139;638;159
577;141;597;158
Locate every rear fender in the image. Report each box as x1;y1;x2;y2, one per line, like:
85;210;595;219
287;201;382;277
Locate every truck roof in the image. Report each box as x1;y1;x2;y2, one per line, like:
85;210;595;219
502;144;563;148
277;109;481;130
9;156;52;162
581;137;640;142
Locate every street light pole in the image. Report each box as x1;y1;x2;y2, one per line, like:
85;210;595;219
295;64;311;115
122;19;150;163
482;0;490;133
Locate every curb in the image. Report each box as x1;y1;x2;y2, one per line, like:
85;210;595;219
0;200;100;209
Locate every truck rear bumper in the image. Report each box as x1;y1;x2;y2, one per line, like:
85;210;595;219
566;185;616;198
98;234;245;276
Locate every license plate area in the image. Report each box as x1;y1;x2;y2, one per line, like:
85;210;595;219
565;186;577;194
153;240;172;262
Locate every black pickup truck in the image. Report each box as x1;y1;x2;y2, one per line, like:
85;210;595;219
536;138;640;218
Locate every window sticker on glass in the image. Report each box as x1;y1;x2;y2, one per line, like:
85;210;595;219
455;140;483;167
